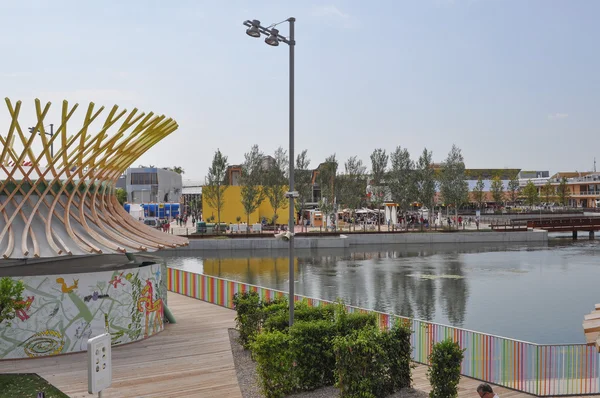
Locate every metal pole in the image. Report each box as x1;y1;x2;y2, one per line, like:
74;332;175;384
288;17;296;327
49;123;54;158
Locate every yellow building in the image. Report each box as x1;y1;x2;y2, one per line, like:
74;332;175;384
202;185;291;224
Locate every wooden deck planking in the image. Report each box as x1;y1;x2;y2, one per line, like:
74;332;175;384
0;292;242;398
1;292;595;398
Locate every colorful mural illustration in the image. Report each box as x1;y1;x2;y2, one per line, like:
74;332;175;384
0;263;165;360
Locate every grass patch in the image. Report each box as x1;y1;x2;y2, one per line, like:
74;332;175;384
0;374;68;398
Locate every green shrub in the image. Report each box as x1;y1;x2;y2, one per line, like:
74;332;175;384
251;330;295;398
0;277;25;327
263;301;334;333
382;320;414;392
333;326;387;398
289;320;337;390
338;311;377;335
427;339;465;398
232;291;262;348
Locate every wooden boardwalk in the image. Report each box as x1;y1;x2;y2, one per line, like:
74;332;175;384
0;292;242;398
0;292;592;397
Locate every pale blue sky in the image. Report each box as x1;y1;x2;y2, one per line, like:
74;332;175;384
0;0;598;180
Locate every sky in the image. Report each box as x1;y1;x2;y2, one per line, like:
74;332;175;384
0;0;598;181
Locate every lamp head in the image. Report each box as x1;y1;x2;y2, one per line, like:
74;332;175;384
246;20;261;38
265;28;280;46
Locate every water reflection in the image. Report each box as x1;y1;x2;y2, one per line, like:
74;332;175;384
158;240;600;343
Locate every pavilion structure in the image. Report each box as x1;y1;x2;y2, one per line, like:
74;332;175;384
0;98;188;259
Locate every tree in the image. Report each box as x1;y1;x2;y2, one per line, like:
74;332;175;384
472;176;486;211
240;145;266;228
439;145;469;230
294;150;312;231
507;174;520;205
416;148;436;223
490;175;504;209
369;149;389;231
389;146;415;219
542;180;555;205
203;149;229;232
317;154;338;231
523;180;540;207
557;177;571;206
263;147;289;226
172;166;185;175
340;156;367;231
0;277;25;327
115;188;127;205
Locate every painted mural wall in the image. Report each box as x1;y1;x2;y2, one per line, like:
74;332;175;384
0;263;166;360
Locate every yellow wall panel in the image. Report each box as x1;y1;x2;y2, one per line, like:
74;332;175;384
202;185;291;225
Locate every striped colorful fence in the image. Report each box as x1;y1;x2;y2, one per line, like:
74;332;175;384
167;267;600;396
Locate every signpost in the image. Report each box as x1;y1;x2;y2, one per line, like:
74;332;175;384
87;333;112;397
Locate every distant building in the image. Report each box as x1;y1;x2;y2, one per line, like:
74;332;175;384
182;179;202;212
518;170;549;179
125;167;182;204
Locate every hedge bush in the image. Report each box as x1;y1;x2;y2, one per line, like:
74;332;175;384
381;320;414;393
235;295;414;398
233;292;287;348
427;339;465;398
250;330;295;398
232;291;262;348
289;320;337;390
333;326;388;398
264;301;334;332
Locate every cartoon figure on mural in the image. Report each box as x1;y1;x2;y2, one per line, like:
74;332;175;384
83;291;110;303
14;296;34;321
56;277;78;293
137;279;164;338
109;272;126;289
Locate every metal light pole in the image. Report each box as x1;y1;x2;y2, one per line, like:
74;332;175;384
243;17;297;326
28;124;54;157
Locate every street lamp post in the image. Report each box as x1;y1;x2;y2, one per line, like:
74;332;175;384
243;17;297;326
28;124;54;158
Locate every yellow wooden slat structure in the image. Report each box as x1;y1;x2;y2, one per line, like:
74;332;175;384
0;98;188;258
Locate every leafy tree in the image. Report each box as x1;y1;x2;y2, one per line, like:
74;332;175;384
542;180;555;204
507;173;520;205
240;145;266;227
523;180;540;207
0;277;25;327
340;156;367;231
439;145;469;230
294;150;312;230
416;148;436;220
370;149;389;231
203;149;229;231
389;146;415;216
172;166;185;175
490;175;504;208
556;177;571;206
472;176;486;211
317;154;338;231
115;188;127;205
263;147;289;226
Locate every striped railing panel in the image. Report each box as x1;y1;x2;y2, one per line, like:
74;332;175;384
167;267;600;396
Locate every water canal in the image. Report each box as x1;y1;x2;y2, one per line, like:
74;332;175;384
158;238;600;344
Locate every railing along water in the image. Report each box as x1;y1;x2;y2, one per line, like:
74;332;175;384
167;267;600;396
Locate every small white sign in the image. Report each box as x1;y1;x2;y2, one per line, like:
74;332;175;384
87;333;112;394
